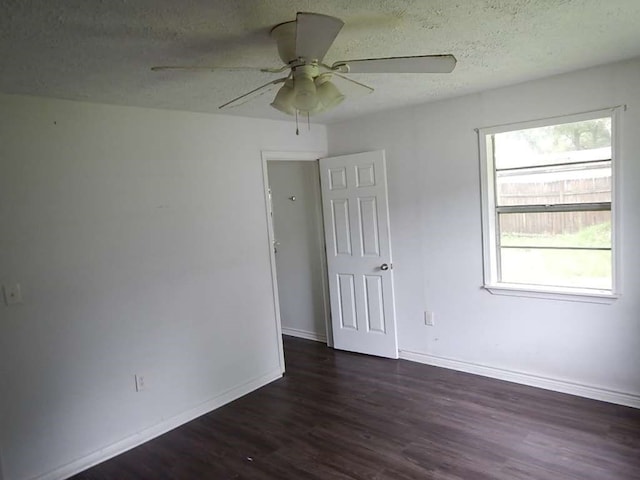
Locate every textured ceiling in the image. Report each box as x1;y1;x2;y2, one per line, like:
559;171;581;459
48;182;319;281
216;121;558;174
1;0;640;124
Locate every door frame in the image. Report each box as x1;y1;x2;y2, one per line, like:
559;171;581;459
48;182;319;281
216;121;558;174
261;150;332;373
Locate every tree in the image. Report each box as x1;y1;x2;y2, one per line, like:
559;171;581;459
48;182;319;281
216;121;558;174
552;118;611;151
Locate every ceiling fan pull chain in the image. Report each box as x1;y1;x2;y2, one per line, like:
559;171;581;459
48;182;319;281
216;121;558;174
295;109;299;135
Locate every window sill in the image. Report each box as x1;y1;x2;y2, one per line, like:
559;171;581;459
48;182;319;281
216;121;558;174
483;283;619;304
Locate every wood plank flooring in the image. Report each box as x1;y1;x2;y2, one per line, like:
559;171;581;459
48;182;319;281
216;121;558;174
73;336;640;479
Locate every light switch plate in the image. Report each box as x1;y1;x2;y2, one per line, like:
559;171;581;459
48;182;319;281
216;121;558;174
3;284;23;305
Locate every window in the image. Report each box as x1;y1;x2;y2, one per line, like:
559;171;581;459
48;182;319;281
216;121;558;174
478;109;620;301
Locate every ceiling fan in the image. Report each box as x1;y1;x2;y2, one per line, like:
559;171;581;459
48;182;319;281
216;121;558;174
152;12;456;118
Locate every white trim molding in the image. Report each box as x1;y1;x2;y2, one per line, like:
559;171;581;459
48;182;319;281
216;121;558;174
261;151;327;373
399;350;640;409
261;150;334;353
483;284;620;304
282;327;327;343
35;369;283;480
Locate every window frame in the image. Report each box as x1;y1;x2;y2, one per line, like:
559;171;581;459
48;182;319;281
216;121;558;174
478;108;622;303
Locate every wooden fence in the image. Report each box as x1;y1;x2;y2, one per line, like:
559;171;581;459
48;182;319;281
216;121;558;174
498;177;611;235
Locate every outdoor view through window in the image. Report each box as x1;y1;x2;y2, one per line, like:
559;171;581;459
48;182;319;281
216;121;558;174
490;116;612;291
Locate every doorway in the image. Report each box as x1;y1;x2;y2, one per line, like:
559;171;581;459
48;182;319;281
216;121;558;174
262;150;398;366
263;154;332;350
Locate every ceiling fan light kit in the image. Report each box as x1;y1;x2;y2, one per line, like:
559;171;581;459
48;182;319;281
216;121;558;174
270;65;345;116
152;11;456;127
292;65;319;111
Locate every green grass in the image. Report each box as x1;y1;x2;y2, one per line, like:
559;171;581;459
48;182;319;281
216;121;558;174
501;221;611;248
500;222;612;289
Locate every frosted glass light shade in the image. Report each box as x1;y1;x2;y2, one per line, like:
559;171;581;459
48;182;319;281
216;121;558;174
316;80;345;110
293;74;318;111
270;80;296;115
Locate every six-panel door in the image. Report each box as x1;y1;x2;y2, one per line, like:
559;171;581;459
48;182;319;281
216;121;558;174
319;150;398;358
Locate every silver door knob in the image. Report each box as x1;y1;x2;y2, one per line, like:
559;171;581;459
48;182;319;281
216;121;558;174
380;263;389;271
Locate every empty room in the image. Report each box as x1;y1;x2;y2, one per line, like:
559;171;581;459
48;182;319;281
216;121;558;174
0;1;639;479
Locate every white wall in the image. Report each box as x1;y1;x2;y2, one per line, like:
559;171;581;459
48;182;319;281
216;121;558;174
328;58;640;403
1;58;638;480
268;161;328;342
0;94;326;480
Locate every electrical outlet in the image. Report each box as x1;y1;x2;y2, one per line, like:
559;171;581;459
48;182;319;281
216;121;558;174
424;311;435;326
135;374;146;392
3;284;23;305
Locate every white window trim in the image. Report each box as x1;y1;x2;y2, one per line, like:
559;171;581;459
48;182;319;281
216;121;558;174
478;107;623;303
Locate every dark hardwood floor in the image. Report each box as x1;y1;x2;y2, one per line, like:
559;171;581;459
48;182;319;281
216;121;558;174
73;336;640;479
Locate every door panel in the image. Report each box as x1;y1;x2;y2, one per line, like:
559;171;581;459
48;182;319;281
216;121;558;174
320;150;398;358
358;197;380;256
337;274;357;330
331;199;352;255
364;275;385;333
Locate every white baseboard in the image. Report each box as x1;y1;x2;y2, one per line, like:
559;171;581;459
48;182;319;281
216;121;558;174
399;350;640;409
36;369;283;480
282;327;327;343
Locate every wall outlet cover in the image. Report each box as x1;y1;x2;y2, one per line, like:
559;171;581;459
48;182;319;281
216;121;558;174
135;375;146;392
424;311;435;326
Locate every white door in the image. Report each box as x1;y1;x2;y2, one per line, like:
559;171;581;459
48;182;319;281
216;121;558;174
319;150;398;358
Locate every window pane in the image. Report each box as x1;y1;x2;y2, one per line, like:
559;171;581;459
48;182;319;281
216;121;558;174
500;248;611;290
499;212;611;248
496;161;611;206
493;117;611;170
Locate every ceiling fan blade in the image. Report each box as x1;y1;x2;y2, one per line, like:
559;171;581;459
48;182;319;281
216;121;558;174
332;73;374;94
331;54;457;74
151;65;287;73
295;12;344;62
219;77;288;109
